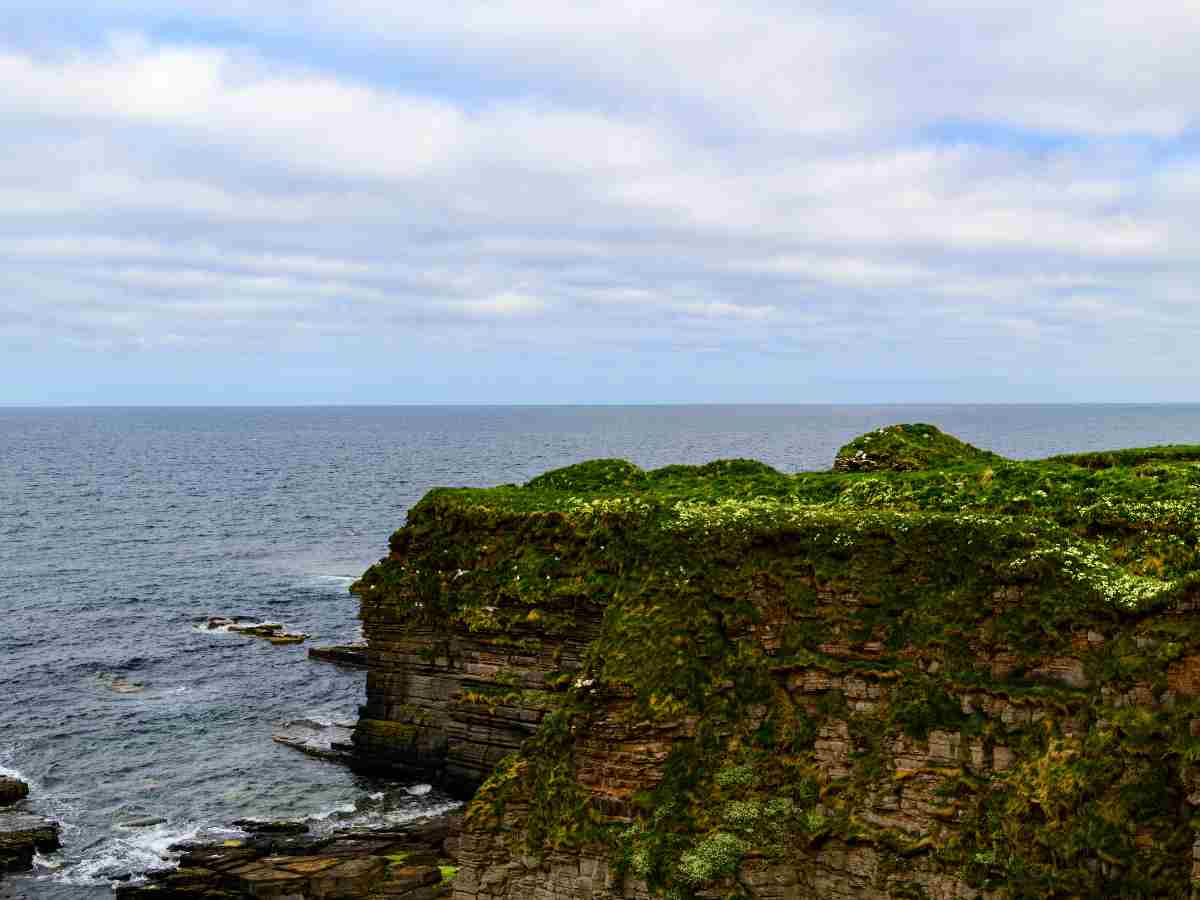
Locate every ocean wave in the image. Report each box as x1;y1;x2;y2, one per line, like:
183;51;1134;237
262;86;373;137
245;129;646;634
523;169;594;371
305;786;461;835
0;763;32;792
0;746;35;792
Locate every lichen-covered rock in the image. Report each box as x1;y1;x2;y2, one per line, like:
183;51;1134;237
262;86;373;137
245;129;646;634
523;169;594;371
350;427;1200;898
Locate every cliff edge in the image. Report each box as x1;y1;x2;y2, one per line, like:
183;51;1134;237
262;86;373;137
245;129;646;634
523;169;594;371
351;426;1200;899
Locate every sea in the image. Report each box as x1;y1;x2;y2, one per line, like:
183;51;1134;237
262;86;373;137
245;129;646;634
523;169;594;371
4;403;1200;897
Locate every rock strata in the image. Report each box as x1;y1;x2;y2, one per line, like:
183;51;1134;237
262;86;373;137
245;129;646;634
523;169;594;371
345;434;1200;898
0;777;28;807
115;816;460;899
0;811;61;873
273;718;357;763
309;644;370;668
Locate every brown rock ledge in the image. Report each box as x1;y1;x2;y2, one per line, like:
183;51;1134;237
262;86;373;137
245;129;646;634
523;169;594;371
0;811;61;874
308;644;369;668
0;777;28;808
114;815;460;899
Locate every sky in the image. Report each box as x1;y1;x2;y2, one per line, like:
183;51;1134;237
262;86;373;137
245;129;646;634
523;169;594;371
1;2;1197;405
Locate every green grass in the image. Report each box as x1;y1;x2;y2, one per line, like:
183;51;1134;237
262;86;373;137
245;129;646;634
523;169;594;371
352;425;1200;899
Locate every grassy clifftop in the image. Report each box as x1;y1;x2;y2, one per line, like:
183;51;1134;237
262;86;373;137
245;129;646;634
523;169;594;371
353;426;1200;898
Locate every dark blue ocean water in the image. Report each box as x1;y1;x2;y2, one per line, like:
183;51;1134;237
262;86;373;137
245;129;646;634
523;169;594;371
5;404;1200;897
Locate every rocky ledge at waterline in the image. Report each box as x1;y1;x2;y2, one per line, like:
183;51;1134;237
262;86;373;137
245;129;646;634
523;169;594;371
115;816;461;899
0;776;61;875
342;424;1200;900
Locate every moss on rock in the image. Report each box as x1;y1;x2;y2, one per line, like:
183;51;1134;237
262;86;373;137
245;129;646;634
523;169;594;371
833;423;1003;472
352;425;1200;898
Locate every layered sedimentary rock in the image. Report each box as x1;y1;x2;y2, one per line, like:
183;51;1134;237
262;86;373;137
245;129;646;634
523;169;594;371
351;426;1200;899
0;812;60;873
0;776;60;876
309;644;370;668
116;816;461;899
0;777;28;808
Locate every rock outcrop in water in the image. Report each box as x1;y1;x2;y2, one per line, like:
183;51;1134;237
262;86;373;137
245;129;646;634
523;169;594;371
0;777;28;807
344;426;1200;899
0;775;61;876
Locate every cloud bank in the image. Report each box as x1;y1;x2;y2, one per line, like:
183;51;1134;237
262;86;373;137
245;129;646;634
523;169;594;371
1;1;1197;402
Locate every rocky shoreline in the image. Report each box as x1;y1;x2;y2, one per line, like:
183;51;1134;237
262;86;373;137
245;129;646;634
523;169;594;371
23;425;1200;898
114;814;461;899
0;775;61;876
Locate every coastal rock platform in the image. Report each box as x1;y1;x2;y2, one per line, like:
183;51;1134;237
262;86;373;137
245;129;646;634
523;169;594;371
115;816;460;899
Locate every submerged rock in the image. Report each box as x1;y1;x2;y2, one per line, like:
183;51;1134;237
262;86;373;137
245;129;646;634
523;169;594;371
108;677;145;694
119;817;167;829
0;777;28;808
0;811;61;873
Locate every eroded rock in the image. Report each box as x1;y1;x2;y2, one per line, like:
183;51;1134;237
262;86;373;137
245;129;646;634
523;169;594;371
0;777;28;808
0;811;61;873
115;816;460;899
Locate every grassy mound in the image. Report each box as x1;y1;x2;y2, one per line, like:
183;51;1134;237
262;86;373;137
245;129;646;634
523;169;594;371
833;423;1004;472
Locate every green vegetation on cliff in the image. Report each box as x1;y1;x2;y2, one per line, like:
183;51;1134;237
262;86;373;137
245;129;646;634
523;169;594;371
833;423;1004;472
353;425;1200;899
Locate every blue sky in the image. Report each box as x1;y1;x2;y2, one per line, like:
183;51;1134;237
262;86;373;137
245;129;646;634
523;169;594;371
1;2;1197;404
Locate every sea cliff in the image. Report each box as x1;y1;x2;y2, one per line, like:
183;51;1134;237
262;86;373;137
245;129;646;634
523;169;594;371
349;424;1200;899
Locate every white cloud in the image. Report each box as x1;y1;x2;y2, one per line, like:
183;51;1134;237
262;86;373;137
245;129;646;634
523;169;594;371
452;292;548;318
0;6;1197;399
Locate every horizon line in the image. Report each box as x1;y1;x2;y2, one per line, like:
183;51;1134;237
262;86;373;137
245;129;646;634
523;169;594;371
5;400;1200;410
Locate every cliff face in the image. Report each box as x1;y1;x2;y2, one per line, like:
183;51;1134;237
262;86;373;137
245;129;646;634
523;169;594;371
351;427;1200;899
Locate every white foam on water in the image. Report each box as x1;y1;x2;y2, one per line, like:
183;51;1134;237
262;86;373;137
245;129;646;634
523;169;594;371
303;784;462;836
312;801;359;821
0;744;32;789
31;850;62;872
190;621;242;635
312;575;356;585
380;800;462;825
0;762;29;784
49;821;241;887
